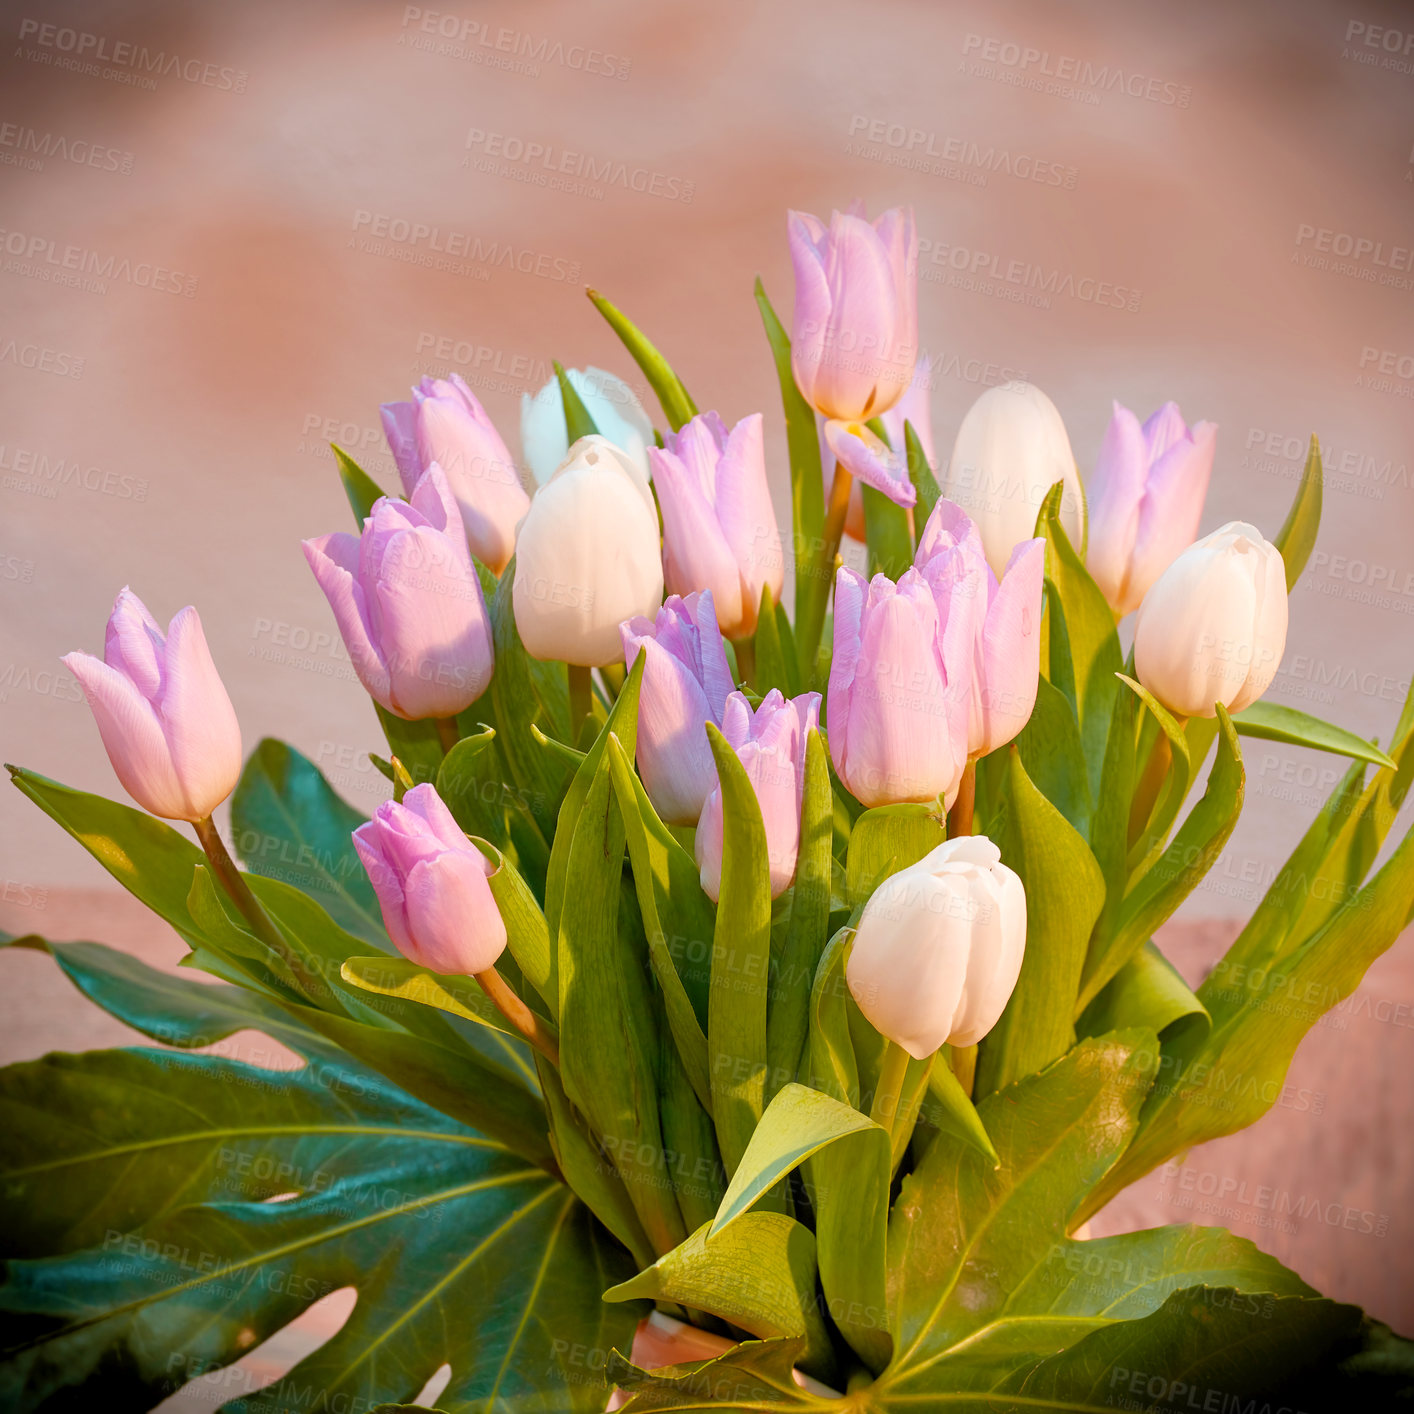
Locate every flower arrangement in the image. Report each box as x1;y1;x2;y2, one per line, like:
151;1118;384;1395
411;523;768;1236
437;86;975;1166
4;200;1412;1413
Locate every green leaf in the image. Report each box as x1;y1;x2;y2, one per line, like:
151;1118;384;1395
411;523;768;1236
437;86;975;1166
480;842;557;1019
1116;673;1194;870
231;737;389;949
916;1060;999;1168
1273;433;1323;589
1231;700;1396;769
904;420;940;524
705;723;773;1175
766;731;832;1099
804;929;858;1108
435;725;511;846
555;359;601;442
1010;673;1092;835
374;705;445;790
1038;482;1123;799
332;443;387;527
844;802;946;906
976;748;1106;1095
711;1082;892;1373
753;584;800;699
1078;940;1210;1051
885;1029;1158;1389
754;279;824;625
0;1047;634;1412
586;288;697;431
608;1337;822;1411
603;1215;833;1377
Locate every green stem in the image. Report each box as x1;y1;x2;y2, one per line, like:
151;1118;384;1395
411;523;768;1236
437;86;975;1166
435;716;460;757
795;459;852;689
947;760;977;838
567;663;594;741
192;815;299;971
1127;728;1175;846
869;1039;912;1132
476;965;560;1068
732;635;756;691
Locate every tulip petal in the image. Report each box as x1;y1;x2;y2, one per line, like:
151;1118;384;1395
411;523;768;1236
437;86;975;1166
1129;420;1216;609
974;539;1045;754
353;824;414;955
381;400;422;492
1085;402;1149;613
104;587;166;699
302;533;392;710
634;637;721;826
787;210;833;406
710;414;783;632
403;853;507;975
652;447;745;635
823;420;917;509
159;607;243;820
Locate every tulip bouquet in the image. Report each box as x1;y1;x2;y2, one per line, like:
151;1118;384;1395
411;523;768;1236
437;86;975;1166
6;201;1414;1414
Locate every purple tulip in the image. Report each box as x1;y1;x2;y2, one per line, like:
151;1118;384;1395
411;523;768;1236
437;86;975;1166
915;499;1045;757
303;465;494;721
828;565;974;809
353;783;506;975
650;413;784;638
620;591;735;827
695;689;821;902
1085;401;1216;617
788;202;918;424
382;374;530;575
63;589;242;822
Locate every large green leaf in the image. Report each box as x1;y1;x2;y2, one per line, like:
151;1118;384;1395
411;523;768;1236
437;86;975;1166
843;802;945;905
1010;674;1092;835
1273;433;1323;590
231;738;388;948
711;1083;891;1373
586;288;697;430
0;1047;635;1413
1078;940;1209;1052
1231;701;1395;769
608;1337;823;1412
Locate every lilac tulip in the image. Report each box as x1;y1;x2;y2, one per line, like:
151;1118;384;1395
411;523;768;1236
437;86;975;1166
303;465;494;721
695;689;821;902
828;566;975;809
1086;401;1217;617
620;591;735;826
353;783;506;975
382;374;530;575
63;589;242;822
915;499;1045;757
650;413;784;638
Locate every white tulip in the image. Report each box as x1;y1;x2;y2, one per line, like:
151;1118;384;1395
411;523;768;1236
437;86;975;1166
1134;520;1288;719
846;836;1026;1059
512;435;663;666
520;366;655;488
939;381;1084;577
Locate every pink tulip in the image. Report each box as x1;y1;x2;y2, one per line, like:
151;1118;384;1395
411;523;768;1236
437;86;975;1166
696;689;821;901
63;589;242;822
620;591;735;827
382;374;530;575
303;465;494;721
788;202;918;423
650;412;783;638
915;499;1045;756
1085;401;1216;617
828;565;973;809
353;783;506;975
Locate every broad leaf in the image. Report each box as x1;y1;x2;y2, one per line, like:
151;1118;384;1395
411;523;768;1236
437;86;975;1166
1231;701;1395;769
1078;940;1209;1052
1011;674;1091;835
844;802;945;906
608;1337;822;1412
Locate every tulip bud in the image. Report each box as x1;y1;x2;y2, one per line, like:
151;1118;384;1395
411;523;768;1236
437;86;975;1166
915;499;1045;757
696;689;820;902
63;589;242;822
512;435;664;666
352;783;506;975
381;374;530;575
828;565;974;809
847;836;1026;1058
1085;401;1217;617
1134;521;1288;719
520;365;654;487
938;381;1084;578
788;202;918;423
303;465;494;720
620;591;734;826
650;412;784;637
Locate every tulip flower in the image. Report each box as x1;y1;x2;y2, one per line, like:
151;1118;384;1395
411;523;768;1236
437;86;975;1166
846;836;1026;1058
938;381;1084;578
650;412;784;638
915;499;1045;757
788;202;917;424
827;565;975;810
820;355;935;542
620;591;734;826
303;465;494;721
1134;521;1288;719
696;689;821;902
63;588;242;822
381;374;530;575
353;783;507;975
520;365;654;487
1085;401;1217;617
513;435;664;666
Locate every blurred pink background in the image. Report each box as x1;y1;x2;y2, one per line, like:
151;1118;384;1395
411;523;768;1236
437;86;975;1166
2;0;1412;1397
